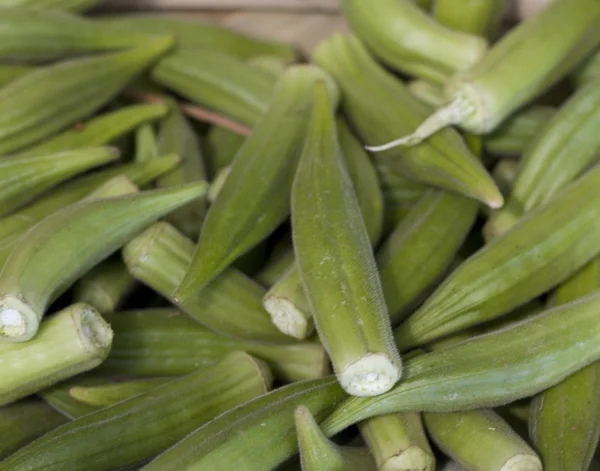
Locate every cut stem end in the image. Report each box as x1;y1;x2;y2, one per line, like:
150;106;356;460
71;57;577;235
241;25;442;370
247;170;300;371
264;296;313;340
340;353;402;397
0;295;38;342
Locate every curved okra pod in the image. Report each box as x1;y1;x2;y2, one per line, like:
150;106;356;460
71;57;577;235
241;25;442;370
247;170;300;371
0;303;113;406
134;123;159;163
431;0;506;38
123;222;292;343
378;189;478;324
312;34;503;208
423;410;541;471
73;256;136;314
528;258;600;471
68;378;169;407
264;118;384;340
296;406;377;471
292;83;401;396
0;398;67;459
484;78;600;239
152;48;276;126
0;352;271;471
0;8;154;62
0;65;34;88
140;377;347;471
0;155;181;268
395;162;600;349
99;309;329;382
359;413;436;471
175;65;338;298
0;146;119;218
342;0;487;84
156;103;207;238
571;48;600;88
20;103;168;157
103;14;297;63
379;0;600;148
0;182;207;342
322;290;600;435
4;0;104;11
0;38;173;155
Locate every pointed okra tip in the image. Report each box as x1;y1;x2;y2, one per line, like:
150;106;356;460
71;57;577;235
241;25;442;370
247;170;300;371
0;295;39;342
340;353;402;397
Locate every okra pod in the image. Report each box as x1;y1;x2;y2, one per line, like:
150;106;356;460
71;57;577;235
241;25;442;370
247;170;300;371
491;160;519;197
342;0;487;84
264;118;384;339
0;303;113;406
322;290;600;434
207;165;231;203
176;65;337;298
134;123;159;163
296;406;377;471
0;183;206;342
123;222;291;343
378;189;478;324
529;258;600;471
156;103;208;238
432;0;506;38
0;65;34;88
141;377;347;471
255;240;295;288
571;48;600;88
20;103;168;157
313;34;503;208
104;14;296;63
424;410;541;471
360;413;436;471
484;77;600;239
4;0;104;11
0;352;271;471
292;83;401;396
100;308;327;382
395;162;600;349
39;377;102;419
0;37;173;155
0;146;119;218
203;126;246;178
376;163;430;207
69;378;169;407
73;256;136;314
152;48;276;126
0;398;67;459
0;8;153;62
407;79;445;107
380;0;600;147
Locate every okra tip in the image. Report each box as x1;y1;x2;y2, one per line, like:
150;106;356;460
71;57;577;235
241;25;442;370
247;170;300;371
264;295;312;340
340;353;402;397
482;209;520;242
0;295;39;342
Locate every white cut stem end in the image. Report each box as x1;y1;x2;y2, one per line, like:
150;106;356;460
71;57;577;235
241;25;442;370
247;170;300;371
501;454;543;471
264;296;312;340
381;445;435;471
340;353;401;397
77;304;114;353
0;295;38;342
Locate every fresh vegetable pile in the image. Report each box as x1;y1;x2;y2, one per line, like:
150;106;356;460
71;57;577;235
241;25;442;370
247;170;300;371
0;0;600;470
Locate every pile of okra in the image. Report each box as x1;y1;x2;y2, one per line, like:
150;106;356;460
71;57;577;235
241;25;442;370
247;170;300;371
1;0;600;469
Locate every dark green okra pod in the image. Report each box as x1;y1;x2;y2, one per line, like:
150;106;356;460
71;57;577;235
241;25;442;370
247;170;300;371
0;65;34;88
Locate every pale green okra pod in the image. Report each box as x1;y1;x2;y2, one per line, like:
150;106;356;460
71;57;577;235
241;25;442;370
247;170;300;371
0;303;113;406
571;48;600;87
0;65;34;88
134;123;159;163
68;378;169;407
431;0;506;38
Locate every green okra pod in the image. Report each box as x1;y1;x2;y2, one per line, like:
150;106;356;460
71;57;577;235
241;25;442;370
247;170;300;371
156;103;208;238
134;123;159;163
123;222;291;343
0;38;173;155
380;0;600;148
0;398;67;459
491;160;519;197
376;163;430;207
0;8;153;62
39;377;102;419
20;103;168;157
312;34;503;208
264;118;384;340
152;48;276;126
104;14;296;63
0;182;206;342
378;189;478;324
73;256;136;314
360;413;436;471
321;290;600;435
484;77;600;240
431;0;506;38
0;65;34;88
0;303;113;406
0;352;271;471
4;0;104;11
342;0;487;84
529;258;600;471
0;146;119;218
292;83;401;396
203;126;246;178
207;165;231;203
99;309;329;382
255;240;295;288
0;155;181;268
407;79;445;108
296;406;377;471
571;48;600;88
395;162;600;349
424;410;541;471
68;378;169;407
140;377;348;471
176;65;338;299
